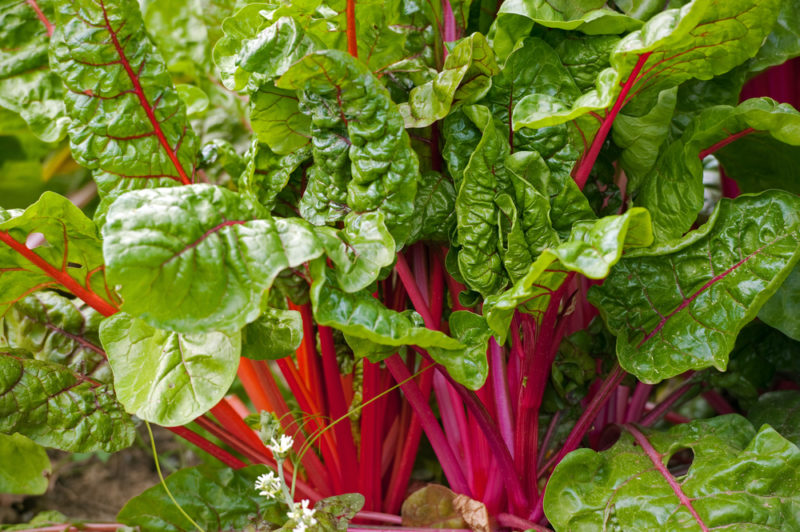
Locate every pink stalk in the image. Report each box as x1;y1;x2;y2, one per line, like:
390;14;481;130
698;128;755;160
356;512;403;525
489;338;514;456
360;359;383;511
497;513;550;532
624;381;653;423
640;381;696;427
701;390;736;415
572;52;653;189
532;365;627;521
385;354;472;497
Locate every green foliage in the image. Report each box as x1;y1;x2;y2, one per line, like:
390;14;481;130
0;433;50;495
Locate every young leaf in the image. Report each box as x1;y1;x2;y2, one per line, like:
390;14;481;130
0;0;68;142
1;291;109;382
544;416;800;531
316;212;396;293
50;0;198;219
0;352;135;452
0;433;51;495
100;313;241;427
277;50;420;245
406;170;457;244
399;32;499;128
239;140;311;210
0;192;117;319
638;98;800;242
513;0;780;130
484;208;652;341
591;191;800;383
117;464;281;531
242;307;303;361
102;185;323;333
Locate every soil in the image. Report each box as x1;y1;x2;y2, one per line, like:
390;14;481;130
0;425;200;526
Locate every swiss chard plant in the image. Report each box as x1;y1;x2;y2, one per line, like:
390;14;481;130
2;0;800;530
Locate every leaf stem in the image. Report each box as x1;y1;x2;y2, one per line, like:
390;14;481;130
26;0;54;37
625;424;710;531
346;0;358;57
572;52;652;190
640;381;697;427
698;128;756;160
0;231;119;317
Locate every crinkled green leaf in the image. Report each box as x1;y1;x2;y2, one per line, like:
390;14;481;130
242;306;302;361
454;105;513;296
118;464;280;531
541;30;621;92
407;170;456;244
311;264;464;354
0;192;114;319
399;32;498;128
441;108;482;186
0;291;109;383
591;191;800;383
638;98;800;242
484;208;652;342
100;312;241;426
316;212;396;293
748;391;800;447
312;493;365;531
240;139;311;210
103;184;323;333
759;263;800;341
0;433;50;495
0;0;68;142
513;0;780;130
0;352;134;452
50;0;198;221
544;415;800;531
612;87;677;190
277;50;420;245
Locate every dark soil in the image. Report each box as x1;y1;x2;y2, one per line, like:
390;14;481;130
0;425;200;526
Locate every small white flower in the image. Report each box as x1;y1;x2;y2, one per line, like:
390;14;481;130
253;471;282;499
268;434;294;458
288;499;317;532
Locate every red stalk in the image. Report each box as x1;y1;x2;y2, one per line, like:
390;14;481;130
359;359;383;511
193;415;272;466
572;52;652;189
385;354;472;497
395;253;437;327
701;390;736;415
698;128;755;160
623;381;653;423
0;231;118;317
346;0;358;57
24;525;123;532
318;325;360;491
166;425;246;469
497;513;550;532
489;338;514;455
210;399;264;451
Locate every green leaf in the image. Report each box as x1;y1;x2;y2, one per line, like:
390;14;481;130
50;0;198;220
399;32;499;128
118;464;280;531
545;415;800;531
407;170;457;244
276;49;420;245
0;291;109;383
495;0;642;36
316;212;396;293
0;433;50;495
250;85;312;155
0;352;135;452
590;191;800;384
454;105;512;297
612;87;678;191
428;311;491;390
141;0;211;79
513;0;781;130
748;391;800;447
311;264;464;354
313;493;365;531
239;139;311;210
242;307;303;360
100;313;241;426
0;0;68;142
103;184;324;333
748;0;800;73
484;208;652;342
638;98;800;242
0;192;114;319
759;263;800;341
